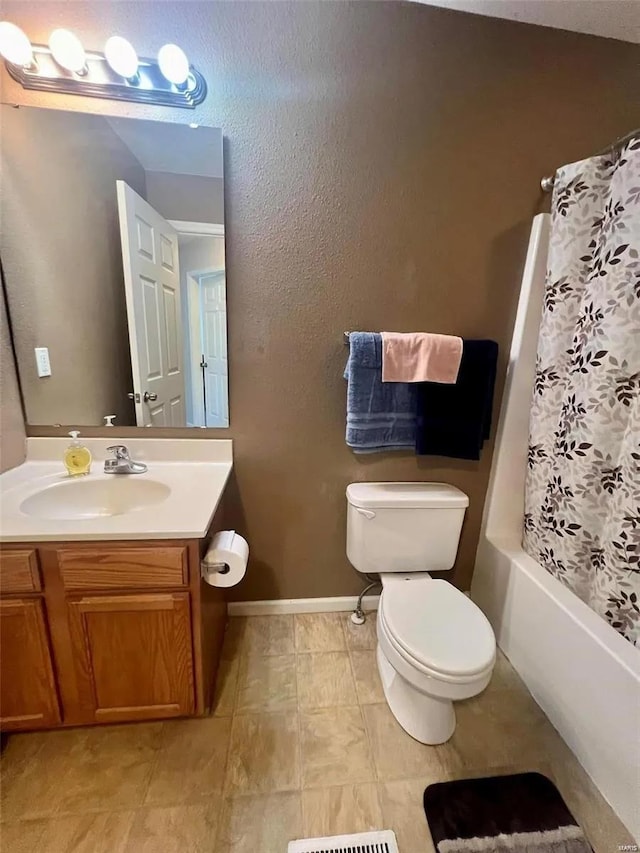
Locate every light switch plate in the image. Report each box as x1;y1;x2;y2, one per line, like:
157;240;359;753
34;347;51;377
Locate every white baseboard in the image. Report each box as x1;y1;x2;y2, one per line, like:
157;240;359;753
227;594;381;616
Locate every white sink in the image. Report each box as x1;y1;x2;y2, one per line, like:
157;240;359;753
0;438;232;541
20;477;171;521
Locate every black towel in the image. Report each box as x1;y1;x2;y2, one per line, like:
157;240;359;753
416;339;499;460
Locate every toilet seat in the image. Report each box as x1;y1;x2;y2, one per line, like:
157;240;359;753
379;578;495;682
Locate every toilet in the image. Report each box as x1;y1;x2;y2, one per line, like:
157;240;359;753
346;482;496;745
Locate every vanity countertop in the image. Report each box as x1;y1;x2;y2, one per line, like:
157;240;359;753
0;438;232;543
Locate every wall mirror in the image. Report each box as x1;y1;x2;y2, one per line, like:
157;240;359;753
1;105;228;429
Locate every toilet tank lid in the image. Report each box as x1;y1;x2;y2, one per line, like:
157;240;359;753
346;482;469;509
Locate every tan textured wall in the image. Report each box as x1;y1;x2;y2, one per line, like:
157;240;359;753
0;289;26;472
1;106;145;426
1;2;639;598
145;173;224;225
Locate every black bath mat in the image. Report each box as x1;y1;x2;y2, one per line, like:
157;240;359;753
424;772;592;853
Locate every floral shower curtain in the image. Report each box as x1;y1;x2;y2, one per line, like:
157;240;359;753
523;138;640;646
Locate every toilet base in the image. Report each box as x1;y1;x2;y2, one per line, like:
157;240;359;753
376;644;456;745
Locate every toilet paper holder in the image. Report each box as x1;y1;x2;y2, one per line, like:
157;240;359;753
200;529;249;588
201;560;231;577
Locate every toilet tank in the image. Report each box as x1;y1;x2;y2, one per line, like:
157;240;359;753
346;482;469;574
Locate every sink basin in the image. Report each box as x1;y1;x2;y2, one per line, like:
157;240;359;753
20;477;171;521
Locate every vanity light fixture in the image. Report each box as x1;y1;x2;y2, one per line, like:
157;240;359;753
0;22;207;108
104;36;138;80
0;22;34;68
157;43;189;86
48;28;88;75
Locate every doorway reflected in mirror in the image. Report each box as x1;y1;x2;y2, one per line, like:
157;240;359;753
0;106;228;429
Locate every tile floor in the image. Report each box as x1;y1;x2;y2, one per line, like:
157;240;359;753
0;612;634;852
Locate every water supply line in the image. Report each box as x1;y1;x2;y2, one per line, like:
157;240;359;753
350;559;381;625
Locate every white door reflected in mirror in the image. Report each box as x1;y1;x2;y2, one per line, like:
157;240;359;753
117;181;186;428
195;270;228;427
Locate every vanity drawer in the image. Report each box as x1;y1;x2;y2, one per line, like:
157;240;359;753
57;546;188;590
0;550;42;593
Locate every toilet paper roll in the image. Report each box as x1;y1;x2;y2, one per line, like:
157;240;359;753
201;530;249;588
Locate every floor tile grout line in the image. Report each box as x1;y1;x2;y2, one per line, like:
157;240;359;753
339;610;349;652
222;634;244;787
346;640;364;709
138;721;167;810
213;616;250;851
219;696;238;787
345;613;381;784
360;695;381;784
294;649;306;834
233;647;248;715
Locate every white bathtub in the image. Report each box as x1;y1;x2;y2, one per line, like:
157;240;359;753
471;214;640;840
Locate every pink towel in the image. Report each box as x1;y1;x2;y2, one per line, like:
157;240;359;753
381;332;463;384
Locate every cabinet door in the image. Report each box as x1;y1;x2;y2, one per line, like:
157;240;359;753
0;599;61;731
67;592;194;723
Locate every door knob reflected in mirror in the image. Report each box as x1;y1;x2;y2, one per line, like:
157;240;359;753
143;391;158;402
128;392;140;403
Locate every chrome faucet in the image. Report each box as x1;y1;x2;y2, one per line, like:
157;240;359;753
104;445;147;475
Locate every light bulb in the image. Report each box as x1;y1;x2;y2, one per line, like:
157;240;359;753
104;36;138;78
157;43;189;86
0;21;34;66
49;28;86;73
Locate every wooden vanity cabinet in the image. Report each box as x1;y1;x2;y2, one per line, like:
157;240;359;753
0;598;61;730
0;516;227;731
0;549;60;731
66;591;195;724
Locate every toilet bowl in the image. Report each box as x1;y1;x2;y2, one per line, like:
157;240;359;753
346;482;496;744
376;574;495;743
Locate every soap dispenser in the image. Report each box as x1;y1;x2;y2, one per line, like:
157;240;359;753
63;430;92;476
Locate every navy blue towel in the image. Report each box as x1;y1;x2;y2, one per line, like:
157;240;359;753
416;339;498;460
344;332;417;453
